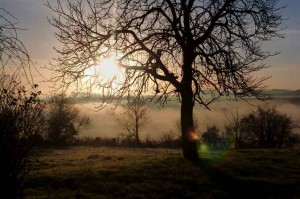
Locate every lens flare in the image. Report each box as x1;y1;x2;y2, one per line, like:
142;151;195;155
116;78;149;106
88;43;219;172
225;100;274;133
198;142;231;166
199;143;209;152
189;132;199;141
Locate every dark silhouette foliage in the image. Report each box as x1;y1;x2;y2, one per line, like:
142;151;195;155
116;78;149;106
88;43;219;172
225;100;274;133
159;130;182;148
201;126;227;150
239;106;296;148
0;8;45;198
46;94;92;146
0;76;45;199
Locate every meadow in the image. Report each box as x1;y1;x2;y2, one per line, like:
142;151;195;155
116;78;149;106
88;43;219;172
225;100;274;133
25;146;300;199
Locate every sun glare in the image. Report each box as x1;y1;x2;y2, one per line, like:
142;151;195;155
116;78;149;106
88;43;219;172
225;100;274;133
83;57;125;93
99;58;119;79
98;58;120;79
85;57;122;82
189;132;199;141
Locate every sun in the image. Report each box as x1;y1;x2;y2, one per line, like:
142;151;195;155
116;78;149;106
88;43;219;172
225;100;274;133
98;57;120;79
85;57;121;81
83;57;124;93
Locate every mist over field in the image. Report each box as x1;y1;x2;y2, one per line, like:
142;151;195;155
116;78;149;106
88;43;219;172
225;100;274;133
78;95;300;140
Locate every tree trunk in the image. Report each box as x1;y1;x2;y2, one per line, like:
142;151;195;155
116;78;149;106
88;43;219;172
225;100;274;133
234;129;239;149
181;91;199;163
135;118;140;143
180;47;199;163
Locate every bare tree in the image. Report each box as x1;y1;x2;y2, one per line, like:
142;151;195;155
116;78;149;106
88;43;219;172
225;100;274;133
0;8;33;81
224;108;241;149
47;0;284;162
115;100;149;144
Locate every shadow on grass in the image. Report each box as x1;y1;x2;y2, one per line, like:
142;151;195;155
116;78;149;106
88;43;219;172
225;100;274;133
25;148;300;199
197;155;300;199
26;157;218;199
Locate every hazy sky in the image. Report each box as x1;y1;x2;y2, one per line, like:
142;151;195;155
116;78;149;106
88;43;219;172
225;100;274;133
2;0;300;91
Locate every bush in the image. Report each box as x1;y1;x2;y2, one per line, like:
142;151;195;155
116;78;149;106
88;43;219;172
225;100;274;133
0;77;45;199
239;105;296;148
46;94;92;146
201;126;227;150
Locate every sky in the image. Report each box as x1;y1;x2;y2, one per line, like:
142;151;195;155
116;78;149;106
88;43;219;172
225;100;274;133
1;0;300;92
1;0;300;138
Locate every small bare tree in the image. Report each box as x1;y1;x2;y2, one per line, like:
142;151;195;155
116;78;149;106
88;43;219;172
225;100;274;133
115;100;149;144
47;0;284;162
224;108;241;149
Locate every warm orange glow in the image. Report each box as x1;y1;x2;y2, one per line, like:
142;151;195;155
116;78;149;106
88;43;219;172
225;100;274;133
189;132;199;141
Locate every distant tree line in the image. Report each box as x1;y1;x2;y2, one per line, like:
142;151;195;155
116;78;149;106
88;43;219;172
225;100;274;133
12;93;295;151
69;104;300;150
71;130;182;149
200;105;299;150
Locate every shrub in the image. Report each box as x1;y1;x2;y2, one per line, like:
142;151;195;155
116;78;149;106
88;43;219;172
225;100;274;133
46;94;92;146
201;126;227;150
0;77;45;198
239;105;296;148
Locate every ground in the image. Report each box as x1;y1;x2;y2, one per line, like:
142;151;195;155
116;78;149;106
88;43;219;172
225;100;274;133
25;146;300;199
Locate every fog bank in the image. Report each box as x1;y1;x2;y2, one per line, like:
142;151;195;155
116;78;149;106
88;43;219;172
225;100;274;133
78;98;300;140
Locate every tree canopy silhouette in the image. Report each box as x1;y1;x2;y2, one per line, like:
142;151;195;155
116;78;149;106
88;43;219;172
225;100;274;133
239;105;296;148
47;0;284;162
46;93;92;146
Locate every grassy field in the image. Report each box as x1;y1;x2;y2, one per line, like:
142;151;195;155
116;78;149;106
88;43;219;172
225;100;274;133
25;146;300;199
